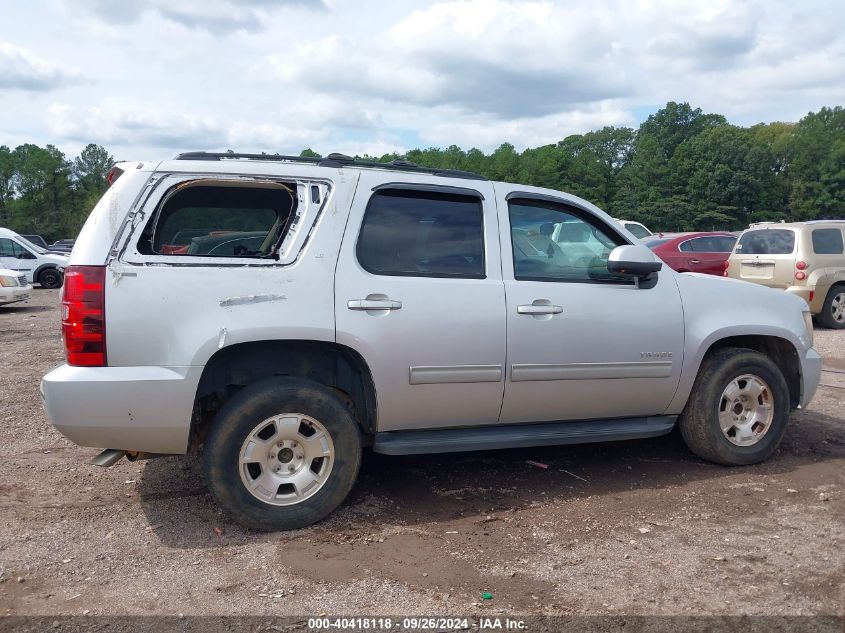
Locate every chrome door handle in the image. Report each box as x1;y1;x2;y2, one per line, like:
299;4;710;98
517;304;563;315
690;259;701;264
348;299;402;310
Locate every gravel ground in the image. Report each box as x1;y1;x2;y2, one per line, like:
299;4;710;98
0;289;842;618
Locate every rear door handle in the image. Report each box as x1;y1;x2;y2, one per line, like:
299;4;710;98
690;259;701;264
348;299;402;310
517;304;563;315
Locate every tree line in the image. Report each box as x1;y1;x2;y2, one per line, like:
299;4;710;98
0;143;113;242
2;102;843;241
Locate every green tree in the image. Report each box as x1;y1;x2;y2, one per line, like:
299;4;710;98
73;144;113;193
0;145;14;227
9;144;73;238
788;106;845;219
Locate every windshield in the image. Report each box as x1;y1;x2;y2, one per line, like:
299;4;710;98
624;222;652;239
736;229;795;255
15;236;47;255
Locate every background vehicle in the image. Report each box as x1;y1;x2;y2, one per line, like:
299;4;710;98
0;228;68;288
614;219;653;239
41;153;820;531
47;239;76;254
644;231;737;275
0;267;32;306
20;234;48;249
727;221;845;328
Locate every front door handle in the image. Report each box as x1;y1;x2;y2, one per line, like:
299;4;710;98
517;304;563;315
348;299;402;311
690;259;701;264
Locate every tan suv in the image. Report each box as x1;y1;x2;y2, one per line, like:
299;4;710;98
727;221;845;328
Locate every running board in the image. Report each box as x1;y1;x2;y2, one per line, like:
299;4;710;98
373;416;677;455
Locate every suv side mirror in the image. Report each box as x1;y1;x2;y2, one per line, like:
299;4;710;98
17;251;37;260
607;245;662;281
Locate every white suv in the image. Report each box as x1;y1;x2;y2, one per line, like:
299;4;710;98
0;227;68;288
41;153;821;530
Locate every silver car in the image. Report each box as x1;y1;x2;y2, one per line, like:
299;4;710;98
41;152;821;530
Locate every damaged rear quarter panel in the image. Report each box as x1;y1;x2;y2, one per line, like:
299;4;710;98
105;166;360;368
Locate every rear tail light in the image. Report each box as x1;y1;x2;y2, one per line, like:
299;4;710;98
723;260;730;277
795;271;807;280
796;261;808;270
106;166;123;186
62;266;107;366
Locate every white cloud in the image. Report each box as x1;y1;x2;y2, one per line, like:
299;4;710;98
72;0;327;34
266;1;632;118
0;42;83;91
419;101;635;150
3;0;844;158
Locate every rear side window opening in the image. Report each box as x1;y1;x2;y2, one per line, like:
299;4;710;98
138;181;296;258
812;228;844;255
736;229;795;255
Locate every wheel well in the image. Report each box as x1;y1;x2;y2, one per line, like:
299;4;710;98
704;335;801;409
825;282;845;298
192;340;378;448
34;264;58;280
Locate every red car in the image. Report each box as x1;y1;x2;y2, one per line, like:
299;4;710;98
643;231;738;276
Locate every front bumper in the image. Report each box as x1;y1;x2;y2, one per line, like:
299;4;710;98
0;285;32;304
799;347;822;408
40;364;203;454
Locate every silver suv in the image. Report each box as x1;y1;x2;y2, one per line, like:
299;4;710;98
41;152;821;530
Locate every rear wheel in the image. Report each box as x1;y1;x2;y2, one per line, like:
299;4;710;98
38;268;63;289
679;348;790;465
203;377;362;531
817;286;845;329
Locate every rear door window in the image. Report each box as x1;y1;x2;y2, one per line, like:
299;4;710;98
736;230;795;255
812;229;844;255
680;236;735;252
356;189;485;278
714;236;738;252
681;237;718;252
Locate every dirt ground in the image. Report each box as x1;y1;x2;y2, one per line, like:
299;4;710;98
0;289;842;619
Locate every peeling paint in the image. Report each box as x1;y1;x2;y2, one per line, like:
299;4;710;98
219;293;286;308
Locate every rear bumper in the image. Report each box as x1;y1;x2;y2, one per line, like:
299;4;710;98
799;347;822;408
0;285;32;304
40;364;202;454
785;285;828;314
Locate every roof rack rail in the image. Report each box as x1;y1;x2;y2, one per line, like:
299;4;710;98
173;151;486;181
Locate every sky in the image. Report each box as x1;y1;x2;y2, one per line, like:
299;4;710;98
1;0;844;161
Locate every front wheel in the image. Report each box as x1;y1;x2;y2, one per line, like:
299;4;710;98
38;268;63;289
203;377;362;531
679;348;790;466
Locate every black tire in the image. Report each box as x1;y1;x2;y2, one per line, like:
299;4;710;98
203;377;362;531
816;285;845;329
38;268;63;289
678;347;790;466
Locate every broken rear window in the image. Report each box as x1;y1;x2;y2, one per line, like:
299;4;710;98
139;182;296;258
